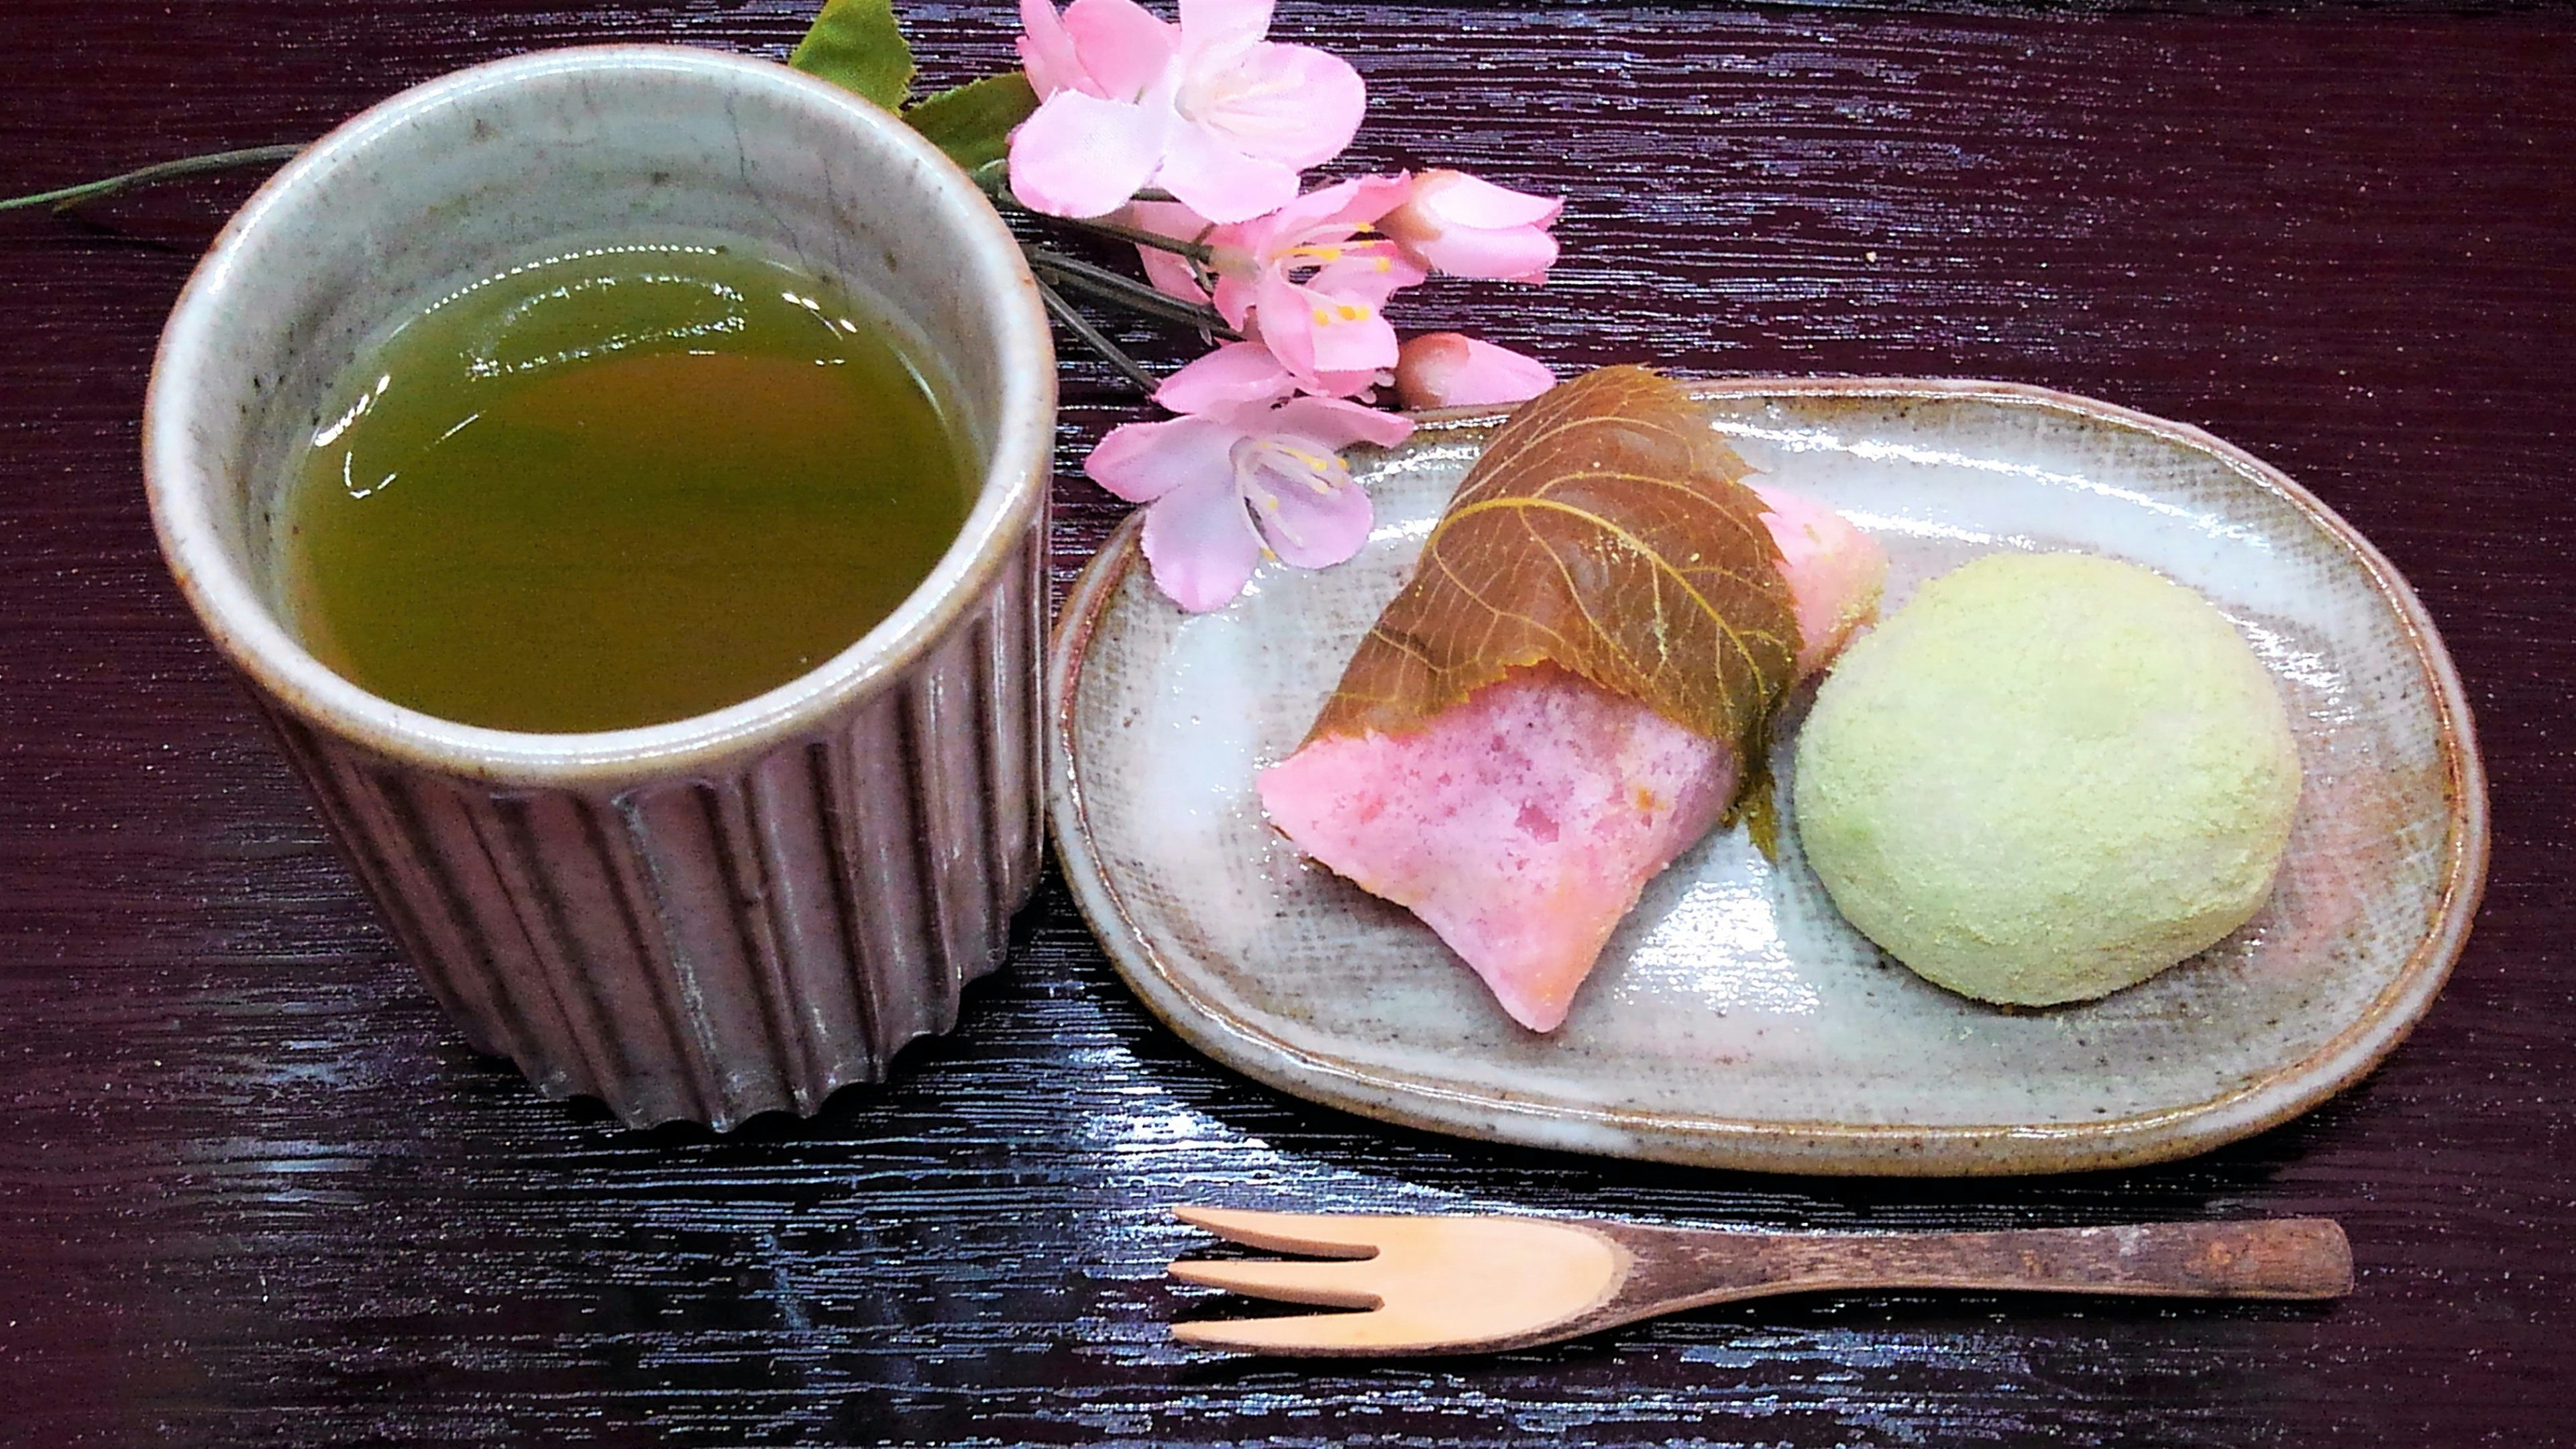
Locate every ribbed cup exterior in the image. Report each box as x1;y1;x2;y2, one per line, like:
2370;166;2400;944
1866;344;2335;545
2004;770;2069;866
142;51;1061;1131
260;533;1042;1129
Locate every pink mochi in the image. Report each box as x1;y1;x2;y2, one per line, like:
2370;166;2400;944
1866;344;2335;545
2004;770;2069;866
1261;667;1733;1030
1748;481;1886;677
1258;488;1887;1032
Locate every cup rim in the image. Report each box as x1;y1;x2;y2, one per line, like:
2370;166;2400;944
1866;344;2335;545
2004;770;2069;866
143;44;1055;788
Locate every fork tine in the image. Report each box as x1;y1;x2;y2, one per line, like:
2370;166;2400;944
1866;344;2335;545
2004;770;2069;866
1170;1310;1406;1354
1170;1205;1385;1258
1169;1210;1632;1356
1168;1257;1385;1308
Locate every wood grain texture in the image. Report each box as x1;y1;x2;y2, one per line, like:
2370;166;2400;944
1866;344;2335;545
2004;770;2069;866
1170;1210;2353;1356
1590;1219;2357;1315
0;1;2569;1444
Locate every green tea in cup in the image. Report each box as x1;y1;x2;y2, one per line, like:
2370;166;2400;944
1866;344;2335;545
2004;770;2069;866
279;238;973;734
150;46;1055;1128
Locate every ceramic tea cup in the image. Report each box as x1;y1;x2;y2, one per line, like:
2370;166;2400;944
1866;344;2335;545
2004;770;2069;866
144;46;1055;1129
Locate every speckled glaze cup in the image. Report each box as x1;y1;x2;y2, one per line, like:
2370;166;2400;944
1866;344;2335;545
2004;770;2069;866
144;47;1055;1129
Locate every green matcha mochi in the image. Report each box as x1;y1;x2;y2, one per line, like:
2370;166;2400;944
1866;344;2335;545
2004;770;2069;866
1792;553;2301;1006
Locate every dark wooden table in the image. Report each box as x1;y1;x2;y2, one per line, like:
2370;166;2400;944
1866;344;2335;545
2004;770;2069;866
4;2;2568;1444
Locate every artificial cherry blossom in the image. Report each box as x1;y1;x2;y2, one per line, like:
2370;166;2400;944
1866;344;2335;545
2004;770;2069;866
1008;0;1365;223
1392;333;1557;409
1380;169;1563;282
1124;176;1426;396
1085;343;1415;610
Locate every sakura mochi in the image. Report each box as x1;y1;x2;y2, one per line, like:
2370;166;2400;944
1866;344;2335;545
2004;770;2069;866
1260;666;1734;1032
1258;368;1888;1032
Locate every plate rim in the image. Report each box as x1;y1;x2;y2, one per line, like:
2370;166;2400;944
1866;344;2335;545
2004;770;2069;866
1045;376;2490;1177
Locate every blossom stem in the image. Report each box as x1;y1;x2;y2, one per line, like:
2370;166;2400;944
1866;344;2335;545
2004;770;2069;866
0;143;305;213
1033;279;1161;396
1023;247;1239;339
1055;211;1212;264
975;174;1215;265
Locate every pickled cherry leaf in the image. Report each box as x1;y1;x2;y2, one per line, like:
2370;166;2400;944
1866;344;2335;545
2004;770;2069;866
1306;366;1801;781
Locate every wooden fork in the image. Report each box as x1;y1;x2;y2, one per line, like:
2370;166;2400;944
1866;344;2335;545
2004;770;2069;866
1168;1205;2351;1356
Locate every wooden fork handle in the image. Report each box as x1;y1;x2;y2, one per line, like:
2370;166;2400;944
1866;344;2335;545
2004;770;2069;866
1607;1218;2353;1311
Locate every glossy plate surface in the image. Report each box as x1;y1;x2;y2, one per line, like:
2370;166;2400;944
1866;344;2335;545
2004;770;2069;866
1048;380;2486;1175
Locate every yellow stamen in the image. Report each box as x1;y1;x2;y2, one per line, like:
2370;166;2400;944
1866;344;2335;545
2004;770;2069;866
1336;304;1365;321
1311;307;1334;325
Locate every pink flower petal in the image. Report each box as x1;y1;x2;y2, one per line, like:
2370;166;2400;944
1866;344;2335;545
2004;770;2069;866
1085;414;1240;503
1210;272;1257;329
1177;0;1275;62
1254;174;1410;246
1248;268;1322;380
1189;42;1364;169
1061;0;1177;100
1313;173;1415;229
1411;170;1563;231
1009;90;1169;218
1155;341;1299;415
1303;364;1387;400
1154;119;1300;223
1140;472;1264;612
1136;244;1210;304
1381;171;1564;281
1017;0;1093;97
1124;199;1210;237
1240;443;1375;569
1238;282;1397;398
1310;314;1399;378
1122;200;1214;303
1412;224;1560;283
1393;333;1557;409
1287;282;1401;377
1307;250;1428;307
1271;394;1415;449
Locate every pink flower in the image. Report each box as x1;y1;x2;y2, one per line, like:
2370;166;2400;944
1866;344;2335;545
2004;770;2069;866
1086;343;1415;611
1216;176;1427;394
1009;0;1366;223
1381;169;1563;282
1393;333;1557;409
1125;178;1428;396
1121;197;1220;307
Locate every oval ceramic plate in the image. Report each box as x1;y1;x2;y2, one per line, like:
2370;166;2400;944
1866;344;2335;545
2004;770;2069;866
1048;379;2487;1176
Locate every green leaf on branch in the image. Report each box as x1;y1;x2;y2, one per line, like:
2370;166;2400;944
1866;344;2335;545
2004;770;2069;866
903;72;1038;172
790;0;915;111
